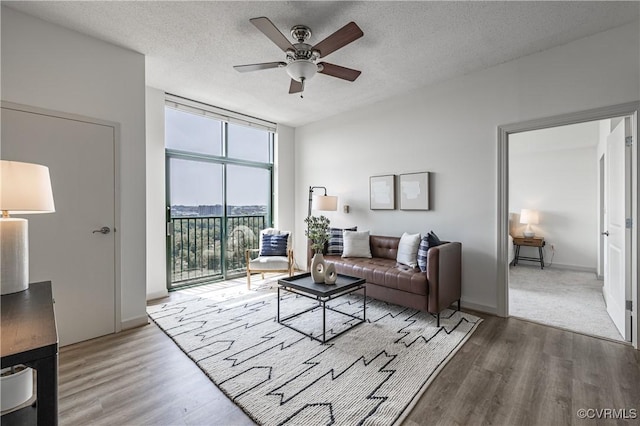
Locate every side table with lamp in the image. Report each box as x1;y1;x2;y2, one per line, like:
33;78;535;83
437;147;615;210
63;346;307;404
514;209;545;269
512;236;546;269
0;160;59;425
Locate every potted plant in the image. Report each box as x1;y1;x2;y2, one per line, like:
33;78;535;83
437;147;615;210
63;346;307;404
305;215;330;283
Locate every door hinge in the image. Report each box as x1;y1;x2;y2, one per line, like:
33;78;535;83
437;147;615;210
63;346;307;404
626;300;633;311
625;136;633;147
626;218;633;229
166;222;174;236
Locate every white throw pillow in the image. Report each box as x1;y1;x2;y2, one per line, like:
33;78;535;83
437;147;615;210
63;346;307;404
396;232;421;268
342;230;372;258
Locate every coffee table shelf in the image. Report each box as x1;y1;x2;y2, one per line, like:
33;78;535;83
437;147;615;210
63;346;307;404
277;272;366;343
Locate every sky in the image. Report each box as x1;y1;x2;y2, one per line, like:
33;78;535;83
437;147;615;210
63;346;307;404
166;107;271;206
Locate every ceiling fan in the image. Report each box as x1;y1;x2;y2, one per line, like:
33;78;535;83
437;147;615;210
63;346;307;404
234;17;364;97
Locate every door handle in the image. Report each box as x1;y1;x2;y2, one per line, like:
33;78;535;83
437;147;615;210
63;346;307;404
601;231;609;236
92;226;111;235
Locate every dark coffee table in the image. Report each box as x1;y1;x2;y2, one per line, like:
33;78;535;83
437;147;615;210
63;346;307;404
277;272;366;343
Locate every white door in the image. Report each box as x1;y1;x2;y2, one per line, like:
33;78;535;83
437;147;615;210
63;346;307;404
604;119;631;340
1;105;116;346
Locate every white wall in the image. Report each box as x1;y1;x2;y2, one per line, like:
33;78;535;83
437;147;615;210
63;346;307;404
1;7;148;327
509;123;600;270
146;87;168;300
294;21;640;313
274;124;296;260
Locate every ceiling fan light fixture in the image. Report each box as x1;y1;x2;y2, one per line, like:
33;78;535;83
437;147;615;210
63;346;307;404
235;18;363;94
286;60;318;82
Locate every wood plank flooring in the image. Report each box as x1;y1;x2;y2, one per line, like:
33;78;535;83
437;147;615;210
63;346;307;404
58;279;640;425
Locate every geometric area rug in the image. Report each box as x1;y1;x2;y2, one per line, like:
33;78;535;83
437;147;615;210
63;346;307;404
148;287;481;426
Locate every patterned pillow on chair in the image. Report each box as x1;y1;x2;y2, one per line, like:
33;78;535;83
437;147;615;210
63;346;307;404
259;233;289;256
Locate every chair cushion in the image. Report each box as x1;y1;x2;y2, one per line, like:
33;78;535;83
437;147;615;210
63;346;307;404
249;256;290;271
259;234;288;256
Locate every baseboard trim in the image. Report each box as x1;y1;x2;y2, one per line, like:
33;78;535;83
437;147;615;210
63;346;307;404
121;315;149;330
460;300;498;316
545;263;597;273
146;289;169;301
513;262;597;273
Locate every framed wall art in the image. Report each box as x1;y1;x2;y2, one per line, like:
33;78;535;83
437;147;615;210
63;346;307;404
369;175;395;210
399;172;430;210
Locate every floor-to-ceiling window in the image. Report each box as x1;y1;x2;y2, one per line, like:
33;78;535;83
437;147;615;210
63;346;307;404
165;95;275;289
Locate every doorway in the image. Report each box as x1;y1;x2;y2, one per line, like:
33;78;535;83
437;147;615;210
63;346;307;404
507;119;626;341
497;102;639;348
1;102;120;346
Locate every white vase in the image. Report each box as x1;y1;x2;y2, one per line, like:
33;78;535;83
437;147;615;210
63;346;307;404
1;365;33;412
324;263;337;285
311;253;326;283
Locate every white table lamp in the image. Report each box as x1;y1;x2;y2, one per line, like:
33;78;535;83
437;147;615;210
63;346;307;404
520;209;539;238
0;160;55;295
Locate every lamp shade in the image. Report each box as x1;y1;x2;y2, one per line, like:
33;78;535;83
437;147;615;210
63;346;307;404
0;160;55;214
519;209;539;225
312;195;338;212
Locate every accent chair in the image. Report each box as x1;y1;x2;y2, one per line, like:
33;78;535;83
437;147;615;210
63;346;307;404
245;228;294;289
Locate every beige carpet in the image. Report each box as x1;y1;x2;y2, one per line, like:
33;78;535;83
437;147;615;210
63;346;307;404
509;266;624;341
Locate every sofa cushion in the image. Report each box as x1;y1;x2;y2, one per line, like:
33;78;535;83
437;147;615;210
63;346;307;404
396;232;420;268
428;231;442;246
417;231;444;272
370;235;400;260
342;230;372;258
327;226;357;255
417;237;429;272
324;255;428;296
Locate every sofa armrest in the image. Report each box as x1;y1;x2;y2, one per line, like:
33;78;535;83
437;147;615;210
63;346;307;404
426;242;462;314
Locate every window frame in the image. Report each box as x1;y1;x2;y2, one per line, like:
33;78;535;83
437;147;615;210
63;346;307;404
165;95;276;288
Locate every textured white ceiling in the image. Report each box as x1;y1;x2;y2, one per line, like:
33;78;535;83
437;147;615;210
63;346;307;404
4;1;639;127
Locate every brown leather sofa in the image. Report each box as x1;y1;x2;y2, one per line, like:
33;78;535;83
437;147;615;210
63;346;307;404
309;235;462;326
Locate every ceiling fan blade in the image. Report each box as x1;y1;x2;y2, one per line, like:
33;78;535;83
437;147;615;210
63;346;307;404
289;79;303;94
318;62;361;81
233;62;286;73
250;17;295;52
312;22;363;58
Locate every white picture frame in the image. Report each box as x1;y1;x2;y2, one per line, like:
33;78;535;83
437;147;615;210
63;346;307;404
369;175;395;210
399;172;430;210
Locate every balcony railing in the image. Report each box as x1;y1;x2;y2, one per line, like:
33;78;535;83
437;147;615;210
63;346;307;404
170;215;266;286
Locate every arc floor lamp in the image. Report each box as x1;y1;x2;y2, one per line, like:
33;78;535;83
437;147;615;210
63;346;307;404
308;186;338;217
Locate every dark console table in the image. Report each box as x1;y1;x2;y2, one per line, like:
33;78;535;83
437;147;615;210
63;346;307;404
1;281;59;425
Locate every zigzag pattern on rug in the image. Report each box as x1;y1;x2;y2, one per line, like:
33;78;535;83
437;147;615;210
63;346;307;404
148;288;481;426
